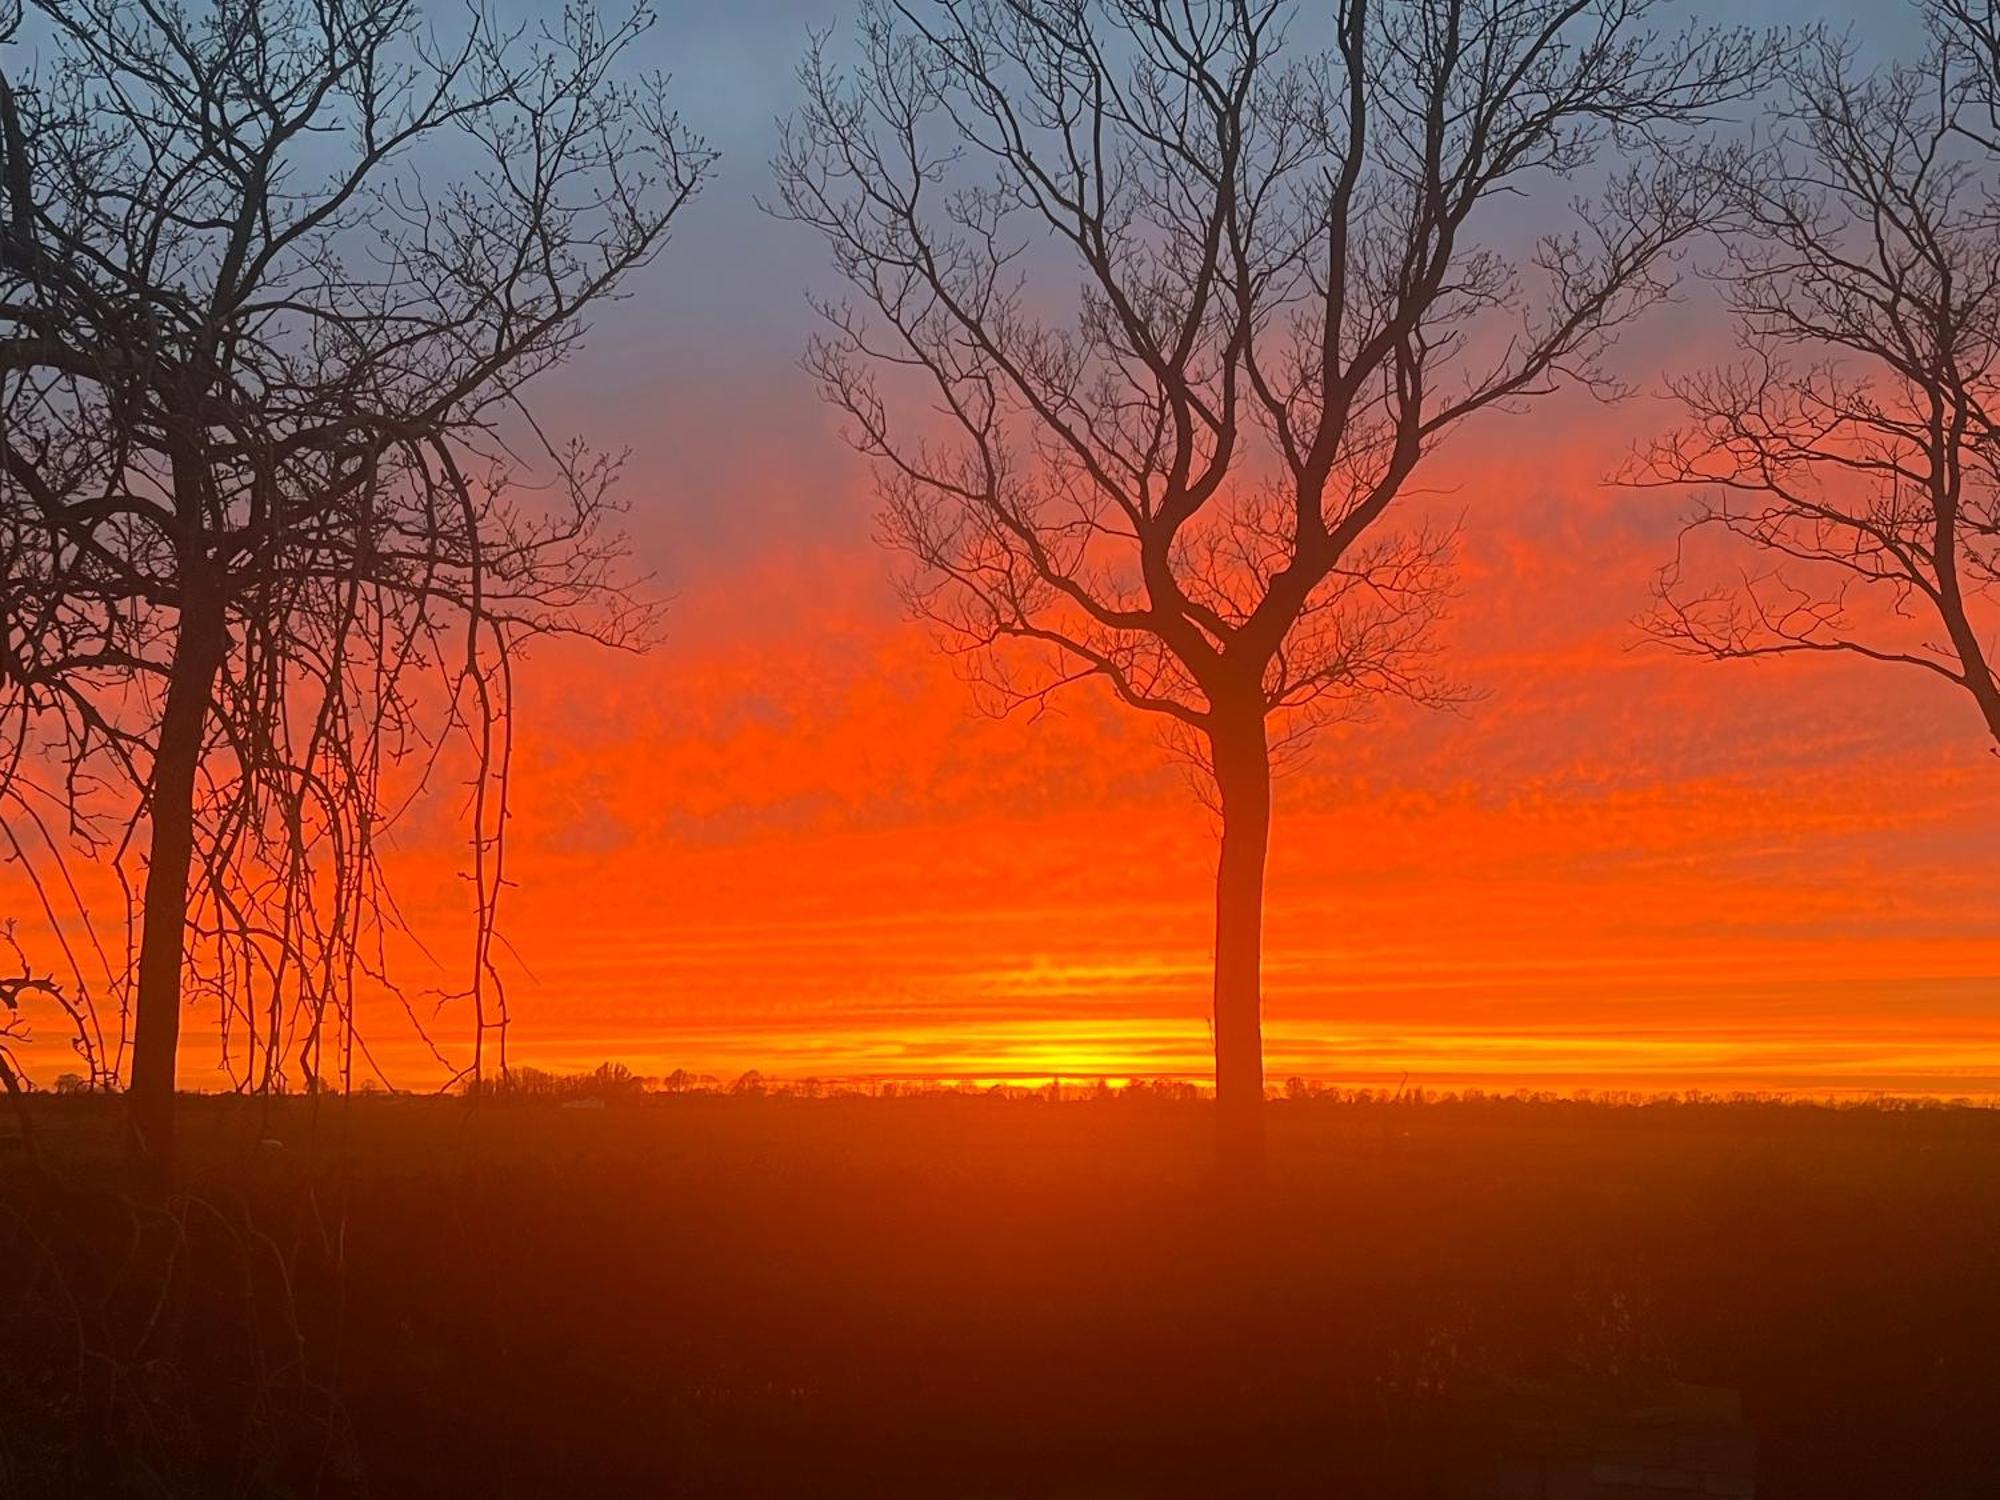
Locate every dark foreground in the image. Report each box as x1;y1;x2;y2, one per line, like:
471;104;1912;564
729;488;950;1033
1;1091;1996;1497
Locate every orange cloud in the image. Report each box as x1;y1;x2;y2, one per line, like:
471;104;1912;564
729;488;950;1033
6;418;1995;1100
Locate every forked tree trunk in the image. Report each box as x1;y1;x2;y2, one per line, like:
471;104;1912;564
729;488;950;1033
1209;705;1272;1185
126;584;225;1183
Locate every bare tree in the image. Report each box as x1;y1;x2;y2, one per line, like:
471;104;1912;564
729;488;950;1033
1643;2;2000;751
0;0;711;1178
776;0;1769;1171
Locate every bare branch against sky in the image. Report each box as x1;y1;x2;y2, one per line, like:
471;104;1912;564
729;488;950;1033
1641;0;2000;753
775;0;1780;1173
0;0;713;1175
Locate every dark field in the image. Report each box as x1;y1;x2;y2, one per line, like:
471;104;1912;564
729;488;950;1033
2;1091;1997;1496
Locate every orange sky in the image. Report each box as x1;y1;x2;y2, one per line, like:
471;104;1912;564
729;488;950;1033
10;361;1998;1100
6;0;1995;1100
330;396;1997;1099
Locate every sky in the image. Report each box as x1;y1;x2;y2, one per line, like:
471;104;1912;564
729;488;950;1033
15;0;2000;1097
401;0;1994;1099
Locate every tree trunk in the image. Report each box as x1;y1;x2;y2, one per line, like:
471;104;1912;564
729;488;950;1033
126;587;224;1183
1935;573;2000;751
1931;497;2000;751
1209;705;1271;1186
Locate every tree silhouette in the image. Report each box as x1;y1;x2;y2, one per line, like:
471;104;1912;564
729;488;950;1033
0;0;711;1177
1644;2;2000;752
777;0;1769;1171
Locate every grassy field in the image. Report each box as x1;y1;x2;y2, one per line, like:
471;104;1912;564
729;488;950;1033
2;1090;1997;1496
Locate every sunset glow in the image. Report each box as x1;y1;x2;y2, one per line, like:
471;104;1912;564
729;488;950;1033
4;0;1993;1106
11;0;2000;1491
311;453;2000;1097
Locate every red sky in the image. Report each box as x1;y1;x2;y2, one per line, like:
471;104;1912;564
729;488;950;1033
16;313;2000;1100
371;385;1998;1098
9;0;1996;1099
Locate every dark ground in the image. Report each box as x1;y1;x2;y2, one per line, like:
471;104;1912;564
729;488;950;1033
1;1090;1996;1496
